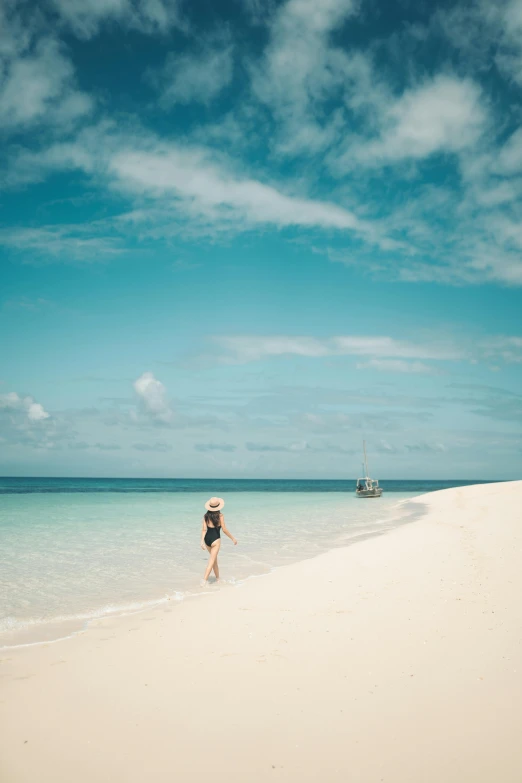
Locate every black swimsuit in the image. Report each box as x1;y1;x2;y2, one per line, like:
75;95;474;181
204;523;221;547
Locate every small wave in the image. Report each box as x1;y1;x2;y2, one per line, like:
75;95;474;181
0;591;186;645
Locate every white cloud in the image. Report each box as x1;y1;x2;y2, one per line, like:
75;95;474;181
342;75;487;167
108;143;376;238
0;392;22;411
250;2;485;169
48;0;183;39
495;128;522;174
332;336;457;359
6;123;384;244
214;335;462;363
487;215;522;250
251;0;359;155
246;440;310;452
0;391;50;421
0;3;32;62
217;336;330;361
431;0;522;87
3;121;113;186
496;0;522;84
472;180;522;208
356;359;441;375
0;225;125;263
133;441;172;451
404;441;447;453
195;442;237;452
27;402;50;421
133;372;173;422
479;336;522;363
2;296;54;311
242;0;277;24
391;244;522;288
150;37;234;106
0;37;92;131
460;221;522;286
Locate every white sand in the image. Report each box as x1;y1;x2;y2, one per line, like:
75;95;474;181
1;481;521;783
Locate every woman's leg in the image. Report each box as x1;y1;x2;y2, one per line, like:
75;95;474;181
212;554;220;581
203;541;221;582
204;541;221;582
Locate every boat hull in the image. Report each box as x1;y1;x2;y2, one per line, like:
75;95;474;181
356;489;383;498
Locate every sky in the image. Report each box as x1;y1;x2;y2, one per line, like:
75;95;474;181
1;0;522;479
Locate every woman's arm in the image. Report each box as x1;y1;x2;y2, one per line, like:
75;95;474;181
220;514;237;545
200;517;207;550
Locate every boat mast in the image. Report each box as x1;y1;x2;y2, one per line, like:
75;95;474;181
363;440;369;478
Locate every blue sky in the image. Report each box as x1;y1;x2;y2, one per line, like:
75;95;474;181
1;0;522;479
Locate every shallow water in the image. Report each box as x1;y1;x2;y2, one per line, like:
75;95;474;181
0;478;487;647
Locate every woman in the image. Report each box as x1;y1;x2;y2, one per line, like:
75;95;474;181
200;496;237;585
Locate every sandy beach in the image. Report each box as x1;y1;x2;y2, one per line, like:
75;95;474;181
1;481;521;783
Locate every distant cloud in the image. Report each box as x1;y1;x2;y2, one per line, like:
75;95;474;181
94;442;121;450
479;336;522;364
195;443;237;452
133;372;173;423
0;389;77;454
0;226;124;263
378;439;398;453
356;359;442;375
212;332;522;370
68;440;137;451
246;440;309;452
470;394;522;422
405;442;447;453
27;402;50;422
133;441;172;452
68;441;90;450
214;335;461;364
0;391;50;422
2;297;54;311
245;440;355;454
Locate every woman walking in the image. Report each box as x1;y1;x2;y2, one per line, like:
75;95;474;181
201;497;237;585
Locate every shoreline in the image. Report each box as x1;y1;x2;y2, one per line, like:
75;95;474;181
2;481;521;782
0;494;422;650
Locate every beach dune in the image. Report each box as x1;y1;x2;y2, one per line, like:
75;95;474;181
1;481;521;782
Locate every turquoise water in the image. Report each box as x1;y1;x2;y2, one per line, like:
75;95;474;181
0;478;490;494
0;478;489;647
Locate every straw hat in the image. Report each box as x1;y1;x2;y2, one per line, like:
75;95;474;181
205;496;225;512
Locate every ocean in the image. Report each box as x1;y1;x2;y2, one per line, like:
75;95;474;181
0;478;491;647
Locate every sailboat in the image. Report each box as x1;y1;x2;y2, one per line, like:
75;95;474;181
355;440;383;498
